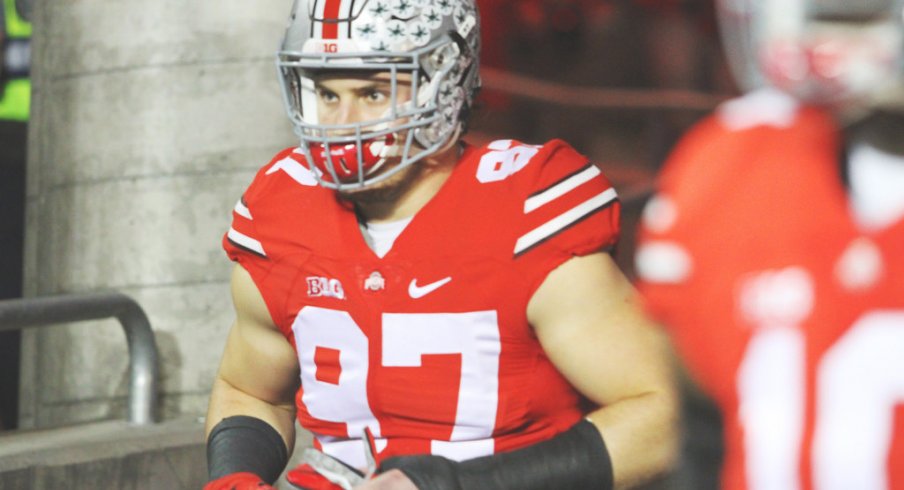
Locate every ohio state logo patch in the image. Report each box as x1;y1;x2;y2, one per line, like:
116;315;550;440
307;276;346;300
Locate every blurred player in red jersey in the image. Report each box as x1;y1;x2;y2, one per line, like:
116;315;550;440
203;1;679;489
635;0;904;489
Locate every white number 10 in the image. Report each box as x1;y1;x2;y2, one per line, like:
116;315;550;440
738;310;904;490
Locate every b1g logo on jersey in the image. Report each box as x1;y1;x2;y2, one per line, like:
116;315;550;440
307;276;346;300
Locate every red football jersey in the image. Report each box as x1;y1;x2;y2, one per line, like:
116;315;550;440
224;139;620;469
636;92;904;490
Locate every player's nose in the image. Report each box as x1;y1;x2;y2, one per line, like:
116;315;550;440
333;100;363;126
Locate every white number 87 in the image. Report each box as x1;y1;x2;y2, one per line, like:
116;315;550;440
291;306;502;467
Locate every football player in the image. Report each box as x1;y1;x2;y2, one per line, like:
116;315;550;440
635;0;904;489
203;0;679;489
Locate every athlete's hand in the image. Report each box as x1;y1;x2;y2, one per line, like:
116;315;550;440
286;462;353;490
354;469;419;490
203;472;274;490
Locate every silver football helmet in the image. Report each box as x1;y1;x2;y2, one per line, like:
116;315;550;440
277;0;481;190
718;0;904;107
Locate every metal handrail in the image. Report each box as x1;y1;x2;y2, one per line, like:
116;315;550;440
0;293;159;425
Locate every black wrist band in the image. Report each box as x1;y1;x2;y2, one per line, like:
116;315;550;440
379;419;614;490
206;415;289;484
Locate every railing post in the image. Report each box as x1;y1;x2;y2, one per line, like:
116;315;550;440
113;297;159;426
0;293;159;425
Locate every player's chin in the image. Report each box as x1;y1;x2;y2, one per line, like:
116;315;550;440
336;160;420;204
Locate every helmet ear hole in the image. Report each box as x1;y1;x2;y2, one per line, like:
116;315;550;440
428;40;462;74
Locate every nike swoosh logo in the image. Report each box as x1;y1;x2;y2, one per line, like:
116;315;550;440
408;277;452;299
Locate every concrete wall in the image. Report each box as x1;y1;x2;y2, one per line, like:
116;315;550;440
0;419;313;490
21;0;296;429
0;419;207;489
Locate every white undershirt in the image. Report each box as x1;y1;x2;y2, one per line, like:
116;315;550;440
361;217;413;258
848;143;904;232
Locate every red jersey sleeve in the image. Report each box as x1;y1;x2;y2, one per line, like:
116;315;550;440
222;149;296;273
635;90;810;324
511;140;621;296
222;147;308;330
224;190;269;272
633;119;719;324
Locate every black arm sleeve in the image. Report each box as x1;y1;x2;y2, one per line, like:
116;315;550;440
206;415;289;484
378;419;614;490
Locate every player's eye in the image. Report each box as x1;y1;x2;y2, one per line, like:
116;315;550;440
363;89;389;104
316;87;339;104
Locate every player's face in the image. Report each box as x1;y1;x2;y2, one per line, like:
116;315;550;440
313;72;413;129
308;71;419;192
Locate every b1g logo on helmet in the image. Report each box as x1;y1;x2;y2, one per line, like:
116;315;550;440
307;276;346;300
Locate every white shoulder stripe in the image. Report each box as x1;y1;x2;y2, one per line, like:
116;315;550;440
515;188;618;255
266;156;319;186
234;199;252;220
227;227;267;257
524;165;601;213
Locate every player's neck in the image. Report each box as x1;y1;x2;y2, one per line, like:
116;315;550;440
354;143;461;223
